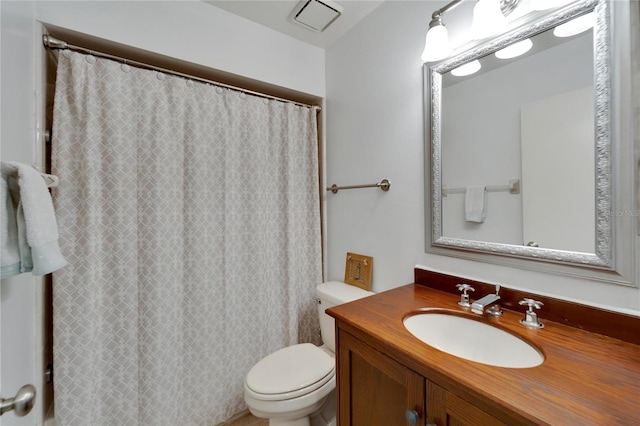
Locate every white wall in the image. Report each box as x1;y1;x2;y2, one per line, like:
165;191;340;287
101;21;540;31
1;1;325;424
34;0;325;98
325;0;640;312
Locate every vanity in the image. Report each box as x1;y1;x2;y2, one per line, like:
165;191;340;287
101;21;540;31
327;268;640;426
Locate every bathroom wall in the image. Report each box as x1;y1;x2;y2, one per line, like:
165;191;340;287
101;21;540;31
325;0;640;313
34;0;325;98
0;2;326;425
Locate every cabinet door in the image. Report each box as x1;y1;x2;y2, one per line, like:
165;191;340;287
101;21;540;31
337;330;425;426
427;381;509;426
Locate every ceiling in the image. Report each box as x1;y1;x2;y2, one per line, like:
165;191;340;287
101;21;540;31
203;0;386;48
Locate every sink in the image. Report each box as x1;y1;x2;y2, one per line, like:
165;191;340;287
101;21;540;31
403;311;544;368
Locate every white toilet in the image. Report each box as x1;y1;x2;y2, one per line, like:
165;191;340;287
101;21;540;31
244;281;374;426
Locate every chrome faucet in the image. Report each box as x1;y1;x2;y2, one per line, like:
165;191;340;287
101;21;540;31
470;284;503;316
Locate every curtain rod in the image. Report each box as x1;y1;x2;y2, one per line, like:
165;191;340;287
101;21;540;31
42;35;321;112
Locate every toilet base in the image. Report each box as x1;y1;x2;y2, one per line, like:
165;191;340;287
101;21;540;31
249;389;336;426
309;390;335;426
269;418;310;426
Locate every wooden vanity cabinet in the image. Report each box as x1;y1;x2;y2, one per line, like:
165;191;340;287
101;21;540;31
337;329;425;426
336;328;508;426
331;279;640;425
427;381;508;426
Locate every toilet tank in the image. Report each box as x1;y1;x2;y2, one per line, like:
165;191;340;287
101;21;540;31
316;281;374;353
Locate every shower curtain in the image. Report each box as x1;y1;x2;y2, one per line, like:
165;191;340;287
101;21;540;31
51;50;322;425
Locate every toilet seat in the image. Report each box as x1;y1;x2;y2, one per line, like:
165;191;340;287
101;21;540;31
245;343;335;401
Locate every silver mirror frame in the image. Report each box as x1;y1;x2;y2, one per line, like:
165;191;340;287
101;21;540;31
424;0;638;286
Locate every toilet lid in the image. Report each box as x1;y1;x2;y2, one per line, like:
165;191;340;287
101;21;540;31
246;343;335;398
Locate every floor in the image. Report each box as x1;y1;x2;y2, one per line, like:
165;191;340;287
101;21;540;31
47;412;267;426
224;412;268;426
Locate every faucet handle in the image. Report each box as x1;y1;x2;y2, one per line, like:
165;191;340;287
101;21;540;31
519;298;544;328
485;284;504;316
456;283;475;293
456;283;475;307
519;298;543;310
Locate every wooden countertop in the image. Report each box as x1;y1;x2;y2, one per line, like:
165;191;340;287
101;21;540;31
327;284;640;425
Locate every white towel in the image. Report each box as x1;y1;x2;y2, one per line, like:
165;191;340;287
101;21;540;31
1;169;22;277
0;162;66;278
465;185;487;223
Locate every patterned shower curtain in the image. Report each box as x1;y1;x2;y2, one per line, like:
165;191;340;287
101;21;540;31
51;50;322;425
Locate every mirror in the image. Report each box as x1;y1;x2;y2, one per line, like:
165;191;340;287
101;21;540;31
424;0;637;285
441;26;594;252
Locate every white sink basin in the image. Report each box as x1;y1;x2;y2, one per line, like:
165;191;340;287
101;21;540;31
403;312;544;368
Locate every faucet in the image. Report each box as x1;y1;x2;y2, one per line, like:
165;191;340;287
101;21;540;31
470;284;503;316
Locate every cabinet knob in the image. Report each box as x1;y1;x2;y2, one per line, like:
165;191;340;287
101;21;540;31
405;408;438;426
405;409;418;425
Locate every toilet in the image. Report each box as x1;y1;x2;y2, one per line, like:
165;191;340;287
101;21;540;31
244;281;374;426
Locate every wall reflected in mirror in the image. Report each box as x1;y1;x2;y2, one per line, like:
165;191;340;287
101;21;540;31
440;17;594;253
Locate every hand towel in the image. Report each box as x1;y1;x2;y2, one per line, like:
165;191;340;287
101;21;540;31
465;185;487;223
1;168;21;277
0;162;66;277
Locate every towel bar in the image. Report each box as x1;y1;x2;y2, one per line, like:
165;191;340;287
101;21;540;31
326;179;391;194
442;179;519;197
39;173;59;188
0;162;59;188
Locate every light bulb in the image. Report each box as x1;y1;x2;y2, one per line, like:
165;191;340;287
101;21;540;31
421;24;452;63
553;12;594;38
495;38;533;59
470;0;507;40
451;60;481;77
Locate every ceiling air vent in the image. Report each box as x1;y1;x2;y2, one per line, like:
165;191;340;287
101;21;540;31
291;0;343;32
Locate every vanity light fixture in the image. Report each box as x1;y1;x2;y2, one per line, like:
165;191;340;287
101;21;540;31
421;14;452;63
469;0;508;40
420;0;464;63
495;38;533;59
451;60;481;77
553;11;594;37
421;0;525;63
